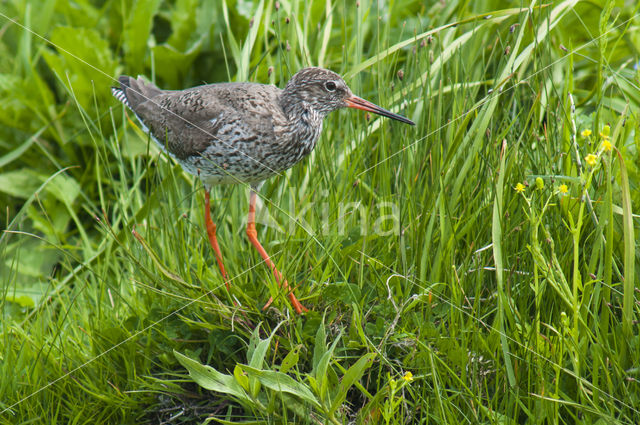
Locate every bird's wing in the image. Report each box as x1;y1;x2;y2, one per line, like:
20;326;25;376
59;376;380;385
127;82;284;160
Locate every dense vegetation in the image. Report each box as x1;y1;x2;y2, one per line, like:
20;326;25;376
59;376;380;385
1;0;638;423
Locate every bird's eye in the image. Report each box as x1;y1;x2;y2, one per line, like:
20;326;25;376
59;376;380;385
324;81;337;92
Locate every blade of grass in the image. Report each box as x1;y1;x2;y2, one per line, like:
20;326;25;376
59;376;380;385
492;139;516;388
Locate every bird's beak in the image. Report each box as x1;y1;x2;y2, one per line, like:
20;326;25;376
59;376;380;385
345;95;415;126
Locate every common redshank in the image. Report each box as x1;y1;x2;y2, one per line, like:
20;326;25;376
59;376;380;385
111;67;414;314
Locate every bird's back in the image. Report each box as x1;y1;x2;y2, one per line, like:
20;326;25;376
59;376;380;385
112;77;313;185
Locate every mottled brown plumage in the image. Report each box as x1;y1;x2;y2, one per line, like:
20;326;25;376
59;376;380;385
111;67;414;314
112;68;413;185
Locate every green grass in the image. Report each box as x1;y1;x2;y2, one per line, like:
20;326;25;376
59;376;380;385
1;0;639;423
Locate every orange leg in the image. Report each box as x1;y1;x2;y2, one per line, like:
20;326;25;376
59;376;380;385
204;189;230;290
246;190;308;314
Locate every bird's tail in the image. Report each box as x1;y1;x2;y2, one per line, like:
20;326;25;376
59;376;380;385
111;76;162;109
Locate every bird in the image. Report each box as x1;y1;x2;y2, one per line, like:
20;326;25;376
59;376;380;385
111;67;414;314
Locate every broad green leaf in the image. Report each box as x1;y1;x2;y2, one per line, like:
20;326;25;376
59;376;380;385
166;0;199;51
174;350;249;401
27;200;71;241
246;322;283;397
150;35;204;88
329;353;376;415
31;0;56;35
306;375;319;395
42;26;118;112
280;345;302;374
316;331;342;403
3;237;63;303
240;365;321;408
247;322;283;369
233;364;250;391
246;323;262;363
4;294;35;308
53;0;101;28
312;321;326;374
0;169;44;199
43;172;81;207
48;26;117;82
0;73;55;133
124;0;162;73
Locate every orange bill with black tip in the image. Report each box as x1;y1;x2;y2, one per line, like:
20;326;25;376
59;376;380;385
345;95;415;125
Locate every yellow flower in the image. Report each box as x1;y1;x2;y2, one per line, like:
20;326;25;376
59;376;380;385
602;139;612;152
585;153;598;167
599;125;610;139
402;371;413;382
559;184;568;194
580;129;592;138
535;177;544;190
515;183;526;193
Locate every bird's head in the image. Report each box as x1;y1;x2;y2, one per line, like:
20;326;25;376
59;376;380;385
283;67;351;116
282;67;414;125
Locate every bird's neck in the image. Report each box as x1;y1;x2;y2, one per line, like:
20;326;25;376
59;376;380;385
278;91;323;159
280;90;325;129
